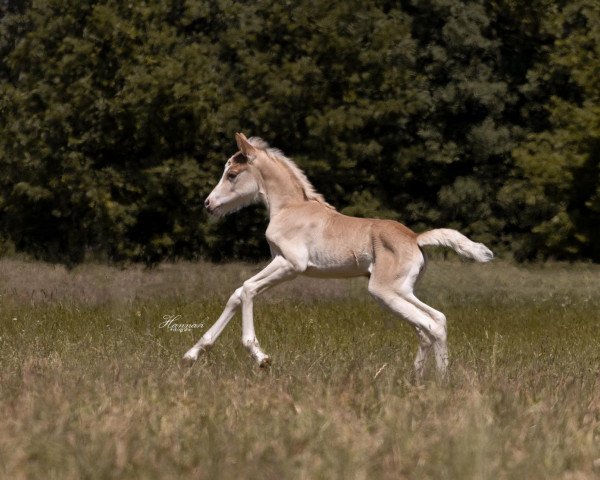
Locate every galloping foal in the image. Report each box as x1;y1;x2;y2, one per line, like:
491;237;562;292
183;133;493;378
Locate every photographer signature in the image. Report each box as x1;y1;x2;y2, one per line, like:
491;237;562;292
159;314;204;333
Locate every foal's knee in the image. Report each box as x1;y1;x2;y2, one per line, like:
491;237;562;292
241;280;259;304
227;287;244;307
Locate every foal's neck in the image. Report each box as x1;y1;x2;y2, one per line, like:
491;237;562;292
257;157;306;217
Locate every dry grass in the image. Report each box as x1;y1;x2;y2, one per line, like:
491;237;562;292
0;258;599;479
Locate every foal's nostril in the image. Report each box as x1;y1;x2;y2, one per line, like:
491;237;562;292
204;198;211;209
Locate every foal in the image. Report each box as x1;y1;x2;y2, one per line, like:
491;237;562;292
183;133;493;378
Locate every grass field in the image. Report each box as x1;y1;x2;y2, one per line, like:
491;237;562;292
0;257;598;479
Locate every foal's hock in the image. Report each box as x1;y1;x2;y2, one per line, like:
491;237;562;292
183;133;493;378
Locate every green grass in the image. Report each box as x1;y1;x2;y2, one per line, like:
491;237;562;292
0;258;599;479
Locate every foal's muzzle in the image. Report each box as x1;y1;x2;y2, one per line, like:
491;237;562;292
204;197;214;214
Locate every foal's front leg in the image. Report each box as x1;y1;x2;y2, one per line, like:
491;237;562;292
182;286;243;365
240;256;297;366
181;256;296;367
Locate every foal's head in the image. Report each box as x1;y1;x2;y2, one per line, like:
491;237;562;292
204;133;264;217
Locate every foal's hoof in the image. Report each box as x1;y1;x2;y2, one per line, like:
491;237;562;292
180;354;197;368
258;355;272;369
181;347;208;367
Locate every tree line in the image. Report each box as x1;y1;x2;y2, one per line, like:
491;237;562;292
0;0;598;264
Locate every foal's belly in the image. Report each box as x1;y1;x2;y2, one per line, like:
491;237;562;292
303;250;372;278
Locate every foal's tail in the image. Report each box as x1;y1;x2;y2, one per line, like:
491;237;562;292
417;228;494;262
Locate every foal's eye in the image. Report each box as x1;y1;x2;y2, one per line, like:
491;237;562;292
227;172;238;181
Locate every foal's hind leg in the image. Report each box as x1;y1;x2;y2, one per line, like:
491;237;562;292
397;263;449;375
401;292;448;371
369;280;448;377
413;327;433;379
368;246;448;378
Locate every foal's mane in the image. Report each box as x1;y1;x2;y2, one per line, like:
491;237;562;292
247;137;335;210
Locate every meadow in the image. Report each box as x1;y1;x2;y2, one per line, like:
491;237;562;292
0;257;598;479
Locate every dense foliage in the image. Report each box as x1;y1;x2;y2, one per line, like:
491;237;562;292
0;0;598;263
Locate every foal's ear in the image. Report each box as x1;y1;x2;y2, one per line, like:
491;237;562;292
235;132;257;160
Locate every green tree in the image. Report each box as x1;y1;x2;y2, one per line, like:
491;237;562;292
159;0;430;257
505;0;600;260
0;0;220;263
1;0;598;263
389;0;521;248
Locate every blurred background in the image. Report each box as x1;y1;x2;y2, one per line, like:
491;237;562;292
0;0;598;265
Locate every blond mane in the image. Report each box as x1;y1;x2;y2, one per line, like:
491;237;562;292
247;137;335;210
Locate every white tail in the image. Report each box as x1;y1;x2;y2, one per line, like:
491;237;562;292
417;228;494;262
